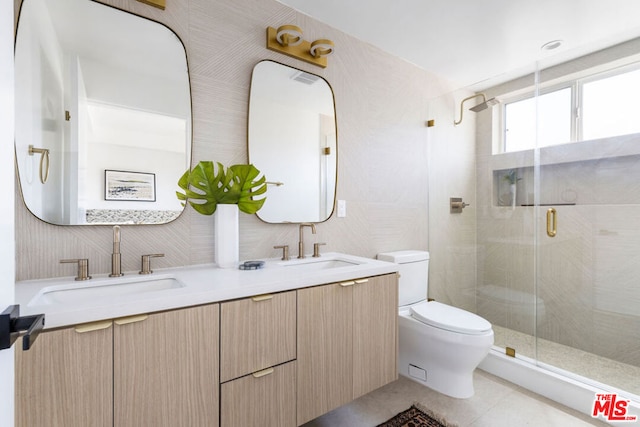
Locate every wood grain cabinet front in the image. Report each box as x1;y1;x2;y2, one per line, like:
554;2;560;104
15;321;114;427
352;274;398;399
296;273;398;425
219;290;296;382
114;304;220;427
15;304;220;427
220;361;296;427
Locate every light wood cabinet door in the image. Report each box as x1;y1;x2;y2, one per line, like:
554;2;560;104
221;361;296;427
353;274;398;398
297;283;353;425
15;321;113;427
220;291;296;382
113;304;219;427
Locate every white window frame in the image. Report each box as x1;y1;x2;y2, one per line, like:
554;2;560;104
497;62;640;154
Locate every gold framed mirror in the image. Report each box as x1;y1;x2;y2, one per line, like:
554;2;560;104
248;60;337;223
14;0;192;225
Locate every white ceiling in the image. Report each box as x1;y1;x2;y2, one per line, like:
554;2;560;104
277;0;640;90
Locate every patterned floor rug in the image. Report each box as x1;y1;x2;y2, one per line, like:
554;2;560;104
376;404;457;427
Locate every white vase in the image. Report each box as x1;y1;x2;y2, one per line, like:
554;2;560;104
510;183;517;209
214;204;239;268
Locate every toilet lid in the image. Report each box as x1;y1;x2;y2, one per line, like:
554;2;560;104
410;301;492;335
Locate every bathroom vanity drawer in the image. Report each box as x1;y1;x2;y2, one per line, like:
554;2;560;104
220;290;296;382
220;361;296;427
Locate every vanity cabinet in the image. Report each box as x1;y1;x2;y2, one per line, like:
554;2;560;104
219;291;297;427
296;273;398;425
15;321;113;427
15;304;219;427
15;271;397;427
114;304;219;427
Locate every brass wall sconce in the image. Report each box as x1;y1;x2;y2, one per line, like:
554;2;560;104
266;25;334;68
136;0;166;10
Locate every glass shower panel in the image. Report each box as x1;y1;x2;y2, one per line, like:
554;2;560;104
473;70;538;360
534;56;640;397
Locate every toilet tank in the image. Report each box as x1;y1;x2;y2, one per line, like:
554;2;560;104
377;250;429;306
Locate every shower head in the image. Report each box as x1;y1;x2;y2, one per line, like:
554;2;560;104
454;93;499;125
469;97;499;112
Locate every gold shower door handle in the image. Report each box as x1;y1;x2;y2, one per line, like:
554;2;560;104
546;208;557;237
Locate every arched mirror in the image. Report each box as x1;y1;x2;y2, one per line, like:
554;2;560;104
14;0;191;225
248;60;337;223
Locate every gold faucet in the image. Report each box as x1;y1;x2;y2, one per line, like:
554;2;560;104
109;225;124;277
298;223;316;259
60;258;91;281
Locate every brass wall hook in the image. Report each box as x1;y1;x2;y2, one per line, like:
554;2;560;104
28;145;50;184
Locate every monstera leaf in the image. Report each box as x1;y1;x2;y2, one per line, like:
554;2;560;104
230;164;267;214
177;161;267;215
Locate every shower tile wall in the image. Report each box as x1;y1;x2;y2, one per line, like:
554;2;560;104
14;0;445;280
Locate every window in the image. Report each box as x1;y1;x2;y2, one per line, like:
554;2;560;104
582;68;640;140
499;64;640;153
504;87;572;152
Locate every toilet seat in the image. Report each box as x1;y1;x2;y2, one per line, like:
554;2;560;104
410;301;492;335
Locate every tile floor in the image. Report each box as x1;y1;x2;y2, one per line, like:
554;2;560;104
303;370;609;426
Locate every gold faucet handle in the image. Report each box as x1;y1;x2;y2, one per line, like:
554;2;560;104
139;253;164;275
313;242;326;258
60;259;91;281
273;245;290;261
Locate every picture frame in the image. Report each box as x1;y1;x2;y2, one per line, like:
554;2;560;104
105;170;156;202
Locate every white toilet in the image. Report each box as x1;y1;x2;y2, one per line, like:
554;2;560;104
377;250;494;399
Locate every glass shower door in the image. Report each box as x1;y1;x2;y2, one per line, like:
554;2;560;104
533;58;640;398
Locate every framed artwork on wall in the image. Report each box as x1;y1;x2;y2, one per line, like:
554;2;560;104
105;170;156;202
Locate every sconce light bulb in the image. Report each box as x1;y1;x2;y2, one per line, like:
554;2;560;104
310;39;334;58
276;25;303;47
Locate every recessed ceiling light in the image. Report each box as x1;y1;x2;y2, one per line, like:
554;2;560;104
541;40;563;51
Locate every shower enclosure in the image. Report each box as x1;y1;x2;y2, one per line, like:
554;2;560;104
428;36;640;417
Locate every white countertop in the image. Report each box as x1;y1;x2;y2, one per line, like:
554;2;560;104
15;252;399;329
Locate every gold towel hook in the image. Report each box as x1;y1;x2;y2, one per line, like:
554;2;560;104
28;145;50;184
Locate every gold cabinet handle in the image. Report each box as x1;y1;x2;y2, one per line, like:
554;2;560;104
354;279;369;284
339;281;355;287
251;294;274;302
114;314;149;325
252;367;274;378
75;321;112;333
546;208;557;238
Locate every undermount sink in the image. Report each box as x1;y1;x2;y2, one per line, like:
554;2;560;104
279;258;359;271
29;275;185;306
